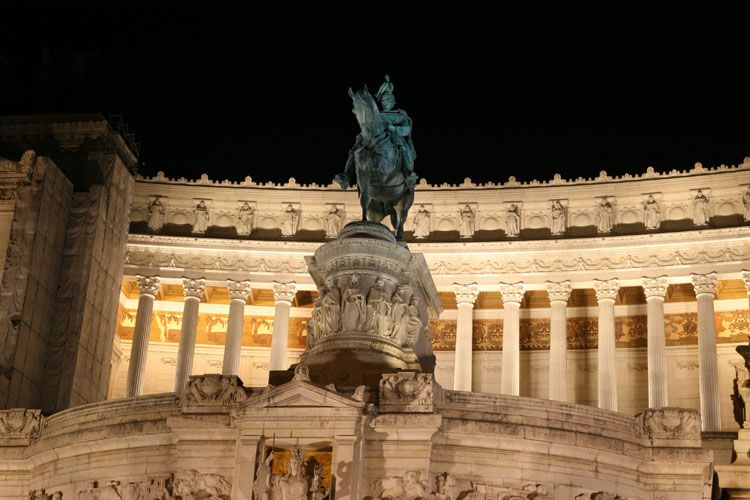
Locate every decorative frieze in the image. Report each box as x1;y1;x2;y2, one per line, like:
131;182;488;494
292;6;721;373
76;472;231;500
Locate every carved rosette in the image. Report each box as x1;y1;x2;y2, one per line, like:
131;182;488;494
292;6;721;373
641;276;668;299
0;409;42;445
379;372;436;413
136;275;160;296
499;282;525;304
181;374;247;412
593;279;619;301
452;283;478;305
742;270;750;296
633;407;701;442
182;277;206;299
546;281;571;303
227;279;252;301
272;281;297;304
691;272;717;296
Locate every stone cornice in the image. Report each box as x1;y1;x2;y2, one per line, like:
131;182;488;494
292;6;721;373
134;158;750;190
124;227;750;288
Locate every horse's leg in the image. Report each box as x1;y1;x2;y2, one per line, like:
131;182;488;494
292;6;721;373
396;189;415;240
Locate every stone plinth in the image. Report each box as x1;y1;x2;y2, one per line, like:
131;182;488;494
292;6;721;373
300;222;441;389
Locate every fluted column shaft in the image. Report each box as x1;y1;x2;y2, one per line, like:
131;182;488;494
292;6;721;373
453;284;478;392
270;282;296;371
500;283;524;396
126;276;160;397
174;278;205;392
692;273;721;431
593;279;619;411
643;276;668;408
222;280;251;376
547;281;571;402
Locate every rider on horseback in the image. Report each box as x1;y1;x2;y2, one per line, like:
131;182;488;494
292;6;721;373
375;75;418;189
335;75;418;191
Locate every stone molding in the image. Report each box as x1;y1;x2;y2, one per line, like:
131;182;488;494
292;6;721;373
182;277;206;299
452;283;479;305
272;281;297;303
136;274;160;296
379;372;436;413
226;279;252;301
593;279;619;301
124;226;750;283
641;276;668;298
633;407;701;443
546;281;572;303
691;272;718;296
0;409;42;445
499;282;525;304
134;158;750;189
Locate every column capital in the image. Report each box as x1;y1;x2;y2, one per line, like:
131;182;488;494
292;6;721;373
136;275;160;296
182;278;206;299
499;282;524;304
272;281;297;303
453;283;479;305
742;270;750;296
691;272;717;296
227;279;252;301
642;276;668;299
593;278;619;301
546;281;571;303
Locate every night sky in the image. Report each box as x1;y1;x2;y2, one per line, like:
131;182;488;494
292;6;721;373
1;10;748;185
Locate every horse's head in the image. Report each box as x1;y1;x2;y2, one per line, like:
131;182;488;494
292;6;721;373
348;85;382;135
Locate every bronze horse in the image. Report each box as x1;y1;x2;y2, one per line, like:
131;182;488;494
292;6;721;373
334;86;414;240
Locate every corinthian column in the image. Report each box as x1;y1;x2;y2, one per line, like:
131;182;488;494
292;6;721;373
692;272;721;431
174;278;205;392
546;281;571;402
642;276;668;408
222;280;251;376
593;279;619;411
453;283;479;392
125;275;160;397
499;282;524;396
742;270;750;311
270;282;296;371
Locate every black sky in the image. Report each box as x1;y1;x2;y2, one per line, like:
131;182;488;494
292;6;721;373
1;9;748;185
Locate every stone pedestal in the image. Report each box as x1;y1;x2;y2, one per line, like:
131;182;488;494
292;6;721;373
300;222;442;390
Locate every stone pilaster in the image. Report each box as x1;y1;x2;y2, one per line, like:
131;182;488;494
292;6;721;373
593;278;619;411
174;278;205;393
125;275;160;397
453;283;479;392
270;281;296;371
546;281;571;402
499;282;524;396
691;272;721;431
222;280;251;376
642;276;669;408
